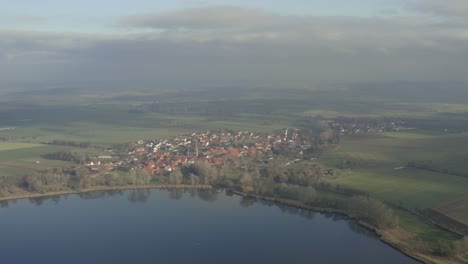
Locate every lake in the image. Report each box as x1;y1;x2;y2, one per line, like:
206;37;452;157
0;189;419;264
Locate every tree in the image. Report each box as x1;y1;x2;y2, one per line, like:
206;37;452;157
168;170;183;185
192;161;217;185
240;172;254;193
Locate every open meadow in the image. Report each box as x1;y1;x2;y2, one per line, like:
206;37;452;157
320;132;468;208
319;130;468;246
0;143;76;177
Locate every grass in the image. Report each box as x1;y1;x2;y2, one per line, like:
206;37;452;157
0;142;42;151
319;131;467;246
320;132;468;223
0;106;293;145
395;209;459;246
0;166;34;177
330;168;468;209
379;131;437;140
323;131;468;175
0;144;82;177
304;102;468;119
1;120;288;145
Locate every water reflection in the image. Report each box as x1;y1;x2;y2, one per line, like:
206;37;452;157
29;196;48;206
195;189;219;202
1;188;393;241
19;189;223;207
323;212;348;222
275;202;317;220
128;189;151;204
347;221;378;240
50;195;61;205
0;200;14;208
239;196;257;207
78;190;125;200
168;189;184;200
0;188;418;264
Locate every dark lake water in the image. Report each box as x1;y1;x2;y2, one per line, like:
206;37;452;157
0;189;419;264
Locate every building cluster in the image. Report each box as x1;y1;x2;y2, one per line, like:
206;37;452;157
117;129;313;175
82;120;409;175
84;160;116;173
328;119;410;135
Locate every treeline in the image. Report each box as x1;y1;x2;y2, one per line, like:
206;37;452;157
41;151;88;164
44;140;94;148
258;184;397;228
406;117;468;133
24;171;70;193
313;181;369;197
201;155;395;228
138;99;300;118
406;161;468;178
433;236;468;258
0;161;220;196
0;168;72;195
0;167;153;196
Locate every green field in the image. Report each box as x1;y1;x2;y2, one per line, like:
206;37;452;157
0;88;300;180
329;167;468;209
318;131;468;248
396;209;459;245
304;102;468;119
0;144;83;177
0;142;42;151
320;132;468;209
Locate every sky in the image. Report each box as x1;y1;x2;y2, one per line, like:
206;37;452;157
1;0;468;87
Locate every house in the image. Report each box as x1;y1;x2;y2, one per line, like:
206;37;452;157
146;161;155;174
86;160;101;166
103;162;114;171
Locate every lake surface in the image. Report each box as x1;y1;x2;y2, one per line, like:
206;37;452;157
0;189;419;264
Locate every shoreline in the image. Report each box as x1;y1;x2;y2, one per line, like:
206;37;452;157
229;190;460;264
0;185;459;264
0;184;212;202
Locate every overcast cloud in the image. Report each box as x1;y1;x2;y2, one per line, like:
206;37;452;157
1;1;468;87
411;0;468;17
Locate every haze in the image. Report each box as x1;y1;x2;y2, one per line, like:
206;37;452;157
2;2;468;263
1;0;468;87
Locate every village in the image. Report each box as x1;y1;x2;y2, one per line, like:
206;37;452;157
327;118;410;135
84;129;315;176
83;119;413;176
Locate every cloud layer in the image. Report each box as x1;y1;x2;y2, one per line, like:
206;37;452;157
1;2;468;86
411;0;468;17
